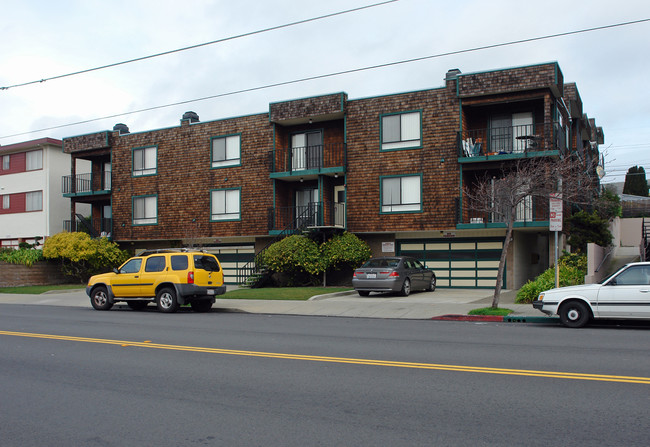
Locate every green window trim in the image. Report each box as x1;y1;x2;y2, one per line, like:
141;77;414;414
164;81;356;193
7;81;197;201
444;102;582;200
380;173;423;214
379;110;423;151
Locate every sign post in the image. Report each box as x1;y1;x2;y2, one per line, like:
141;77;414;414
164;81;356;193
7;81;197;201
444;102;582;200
549;193;563;288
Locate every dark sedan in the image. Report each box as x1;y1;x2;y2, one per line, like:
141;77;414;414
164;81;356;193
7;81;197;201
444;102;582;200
352;256;436;297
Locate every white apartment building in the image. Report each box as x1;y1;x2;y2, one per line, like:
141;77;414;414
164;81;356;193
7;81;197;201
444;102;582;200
0;138;73;248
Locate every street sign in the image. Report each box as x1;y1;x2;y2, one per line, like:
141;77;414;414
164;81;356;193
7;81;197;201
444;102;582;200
549;193;562;232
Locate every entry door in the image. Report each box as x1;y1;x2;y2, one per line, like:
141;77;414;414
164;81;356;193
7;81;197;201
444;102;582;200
295;188;318;227
334;185;345;227
291;131;323;171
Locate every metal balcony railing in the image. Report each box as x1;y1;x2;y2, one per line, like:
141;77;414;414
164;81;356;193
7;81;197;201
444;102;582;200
63;216;112;238
274;143;346;173
268;202;345;231
458;122;566;158
62;172;111;194
456;197;549;226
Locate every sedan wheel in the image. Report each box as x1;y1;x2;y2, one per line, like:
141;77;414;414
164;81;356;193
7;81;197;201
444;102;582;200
400;278;411;296
427;275;436;292
156;287;179;313
90;286;113;311
357;290;370;297
559;301;590;328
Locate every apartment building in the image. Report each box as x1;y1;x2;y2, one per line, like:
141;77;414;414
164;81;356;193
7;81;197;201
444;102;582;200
62;62;603;287
0;138;73;248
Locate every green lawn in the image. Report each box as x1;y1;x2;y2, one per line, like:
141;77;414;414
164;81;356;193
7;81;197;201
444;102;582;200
223;287;352;301
0;284;86;294
468;307;513;316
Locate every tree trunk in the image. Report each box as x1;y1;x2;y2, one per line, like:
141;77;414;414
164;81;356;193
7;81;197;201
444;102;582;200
491;208;516;308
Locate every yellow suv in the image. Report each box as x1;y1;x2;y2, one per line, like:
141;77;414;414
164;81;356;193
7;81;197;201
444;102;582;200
86;249;226;313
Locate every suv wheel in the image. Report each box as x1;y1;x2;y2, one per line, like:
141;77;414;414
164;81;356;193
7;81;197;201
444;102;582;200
156;287;179;313
90;286;113;311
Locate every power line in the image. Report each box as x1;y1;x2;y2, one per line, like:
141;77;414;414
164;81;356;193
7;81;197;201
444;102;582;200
0;0;399;91
2;16;649;140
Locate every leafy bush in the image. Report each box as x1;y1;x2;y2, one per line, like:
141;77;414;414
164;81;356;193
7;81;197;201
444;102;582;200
0;248;44;267
515;254;587;304
43;232;129;282
259;235;325;281
320;232;371;270
566;210;612;252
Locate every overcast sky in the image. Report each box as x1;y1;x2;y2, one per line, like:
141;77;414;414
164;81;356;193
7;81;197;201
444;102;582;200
1;0;649;183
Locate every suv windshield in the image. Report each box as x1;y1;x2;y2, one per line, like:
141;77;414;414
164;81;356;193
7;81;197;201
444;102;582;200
194;255;221;272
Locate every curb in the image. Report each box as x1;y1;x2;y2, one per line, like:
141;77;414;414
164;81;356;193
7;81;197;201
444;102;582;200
432;314;560;324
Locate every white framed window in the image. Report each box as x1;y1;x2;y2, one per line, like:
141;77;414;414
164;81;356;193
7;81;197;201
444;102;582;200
132;146;157;176
2;155;9;170
211;188;240;221
211;134;241;168
25;191;43;211
2;195;9;209
381;175;422;213
381;111;421;150
133;195;157;225
26;150;43;171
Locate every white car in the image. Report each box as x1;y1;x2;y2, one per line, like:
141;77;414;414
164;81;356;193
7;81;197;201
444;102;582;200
533;262;650;328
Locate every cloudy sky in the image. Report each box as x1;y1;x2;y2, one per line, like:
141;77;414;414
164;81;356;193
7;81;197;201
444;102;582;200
1;0;649;183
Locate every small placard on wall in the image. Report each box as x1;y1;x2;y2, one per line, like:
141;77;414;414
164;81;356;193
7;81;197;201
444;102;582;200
382;242;395;253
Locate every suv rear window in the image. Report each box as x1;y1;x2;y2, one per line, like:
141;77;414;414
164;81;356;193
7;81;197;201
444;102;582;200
194;255;220;272
171;255;189;271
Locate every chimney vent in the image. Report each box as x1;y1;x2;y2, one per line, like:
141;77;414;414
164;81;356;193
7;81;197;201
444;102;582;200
182;111;200;123
113;123;130;134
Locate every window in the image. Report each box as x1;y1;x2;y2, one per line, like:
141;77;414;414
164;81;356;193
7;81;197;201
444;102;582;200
381;111;421;150
211;188;240;221
194;255;221;272
133;195;157;225
26;150;43;171
171;255;189;271
25;191;42;211
381;175;421;213
2;195;8;209
211;134;241;168
2;155;9;170
132;146;157;176
291;131;322;170
119;258;142;274
144;256;166;272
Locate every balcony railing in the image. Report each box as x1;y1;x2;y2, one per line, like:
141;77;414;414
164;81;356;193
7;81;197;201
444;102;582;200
458;122;566;158
62;172;111;195
456;197;549;226
274;143;346;173
268;202;346;232
64;216;112;238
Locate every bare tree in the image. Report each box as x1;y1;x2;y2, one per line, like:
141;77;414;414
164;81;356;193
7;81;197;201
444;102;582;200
463;155;597;308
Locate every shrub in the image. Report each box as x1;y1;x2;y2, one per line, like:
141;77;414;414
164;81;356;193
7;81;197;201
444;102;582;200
43;232;129;282
515;254;587;304
259;235;325;285
320;232;371;270
0;248;44;267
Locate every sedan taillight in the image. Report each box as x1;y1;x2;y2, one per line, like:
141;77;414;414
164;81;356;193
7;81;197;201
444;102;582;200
389;271;399;277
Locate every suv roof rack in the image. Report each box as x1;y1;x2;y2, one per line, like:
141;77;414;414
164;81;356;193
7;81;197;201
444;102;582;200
137;248;208;256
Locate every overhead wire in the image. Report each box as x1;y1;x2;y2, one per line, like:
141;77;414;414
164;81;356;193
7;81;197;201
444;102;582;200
1;16;649;140
0;0;399;91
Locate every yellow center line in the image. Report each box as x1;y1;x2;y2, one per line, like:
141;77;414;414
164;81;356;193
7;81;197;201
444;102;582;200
2;330;649;384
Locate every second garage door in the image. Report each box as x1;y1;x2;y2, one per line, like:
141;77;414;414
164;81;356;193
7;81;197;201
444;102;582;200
398;238;504;288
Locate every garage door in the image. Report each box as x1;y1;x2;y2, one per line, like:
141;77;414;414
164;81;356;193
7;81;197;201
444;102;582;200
203;245;255;285
398;238;504;288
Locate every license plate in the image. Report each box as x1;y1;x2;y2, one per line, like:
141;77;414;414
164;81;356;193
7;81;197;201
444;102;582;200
207;289;215;295
366;273;377;279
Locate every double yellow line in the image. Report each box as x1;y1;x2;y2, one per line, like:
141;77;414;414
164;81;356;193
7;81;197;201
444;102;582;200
2;330;649;384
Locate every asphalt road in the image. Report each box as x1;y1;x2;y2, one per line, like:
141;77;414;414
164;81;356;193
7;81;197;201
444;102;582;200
1;304;649;447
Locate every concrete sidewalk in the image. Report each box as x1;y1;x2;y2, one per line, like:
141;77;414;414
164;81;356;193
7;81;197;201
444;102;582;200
0;287;553;322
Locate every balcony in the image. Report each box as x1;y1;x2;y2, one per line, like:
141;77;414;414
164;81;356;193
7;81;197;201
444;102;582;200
272;143;346;178
268;202;346;233
62;172;111;196
458;122;566;161
456;197;549;229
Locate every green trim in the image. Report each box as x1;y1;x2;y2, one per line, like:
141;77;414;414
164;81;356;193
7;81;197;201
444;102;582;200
132;194;158;226
379;173;423;214
131;145;157;177
210;133;242;169
209;187;242;222
379;110;423;152
458;150;560;163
